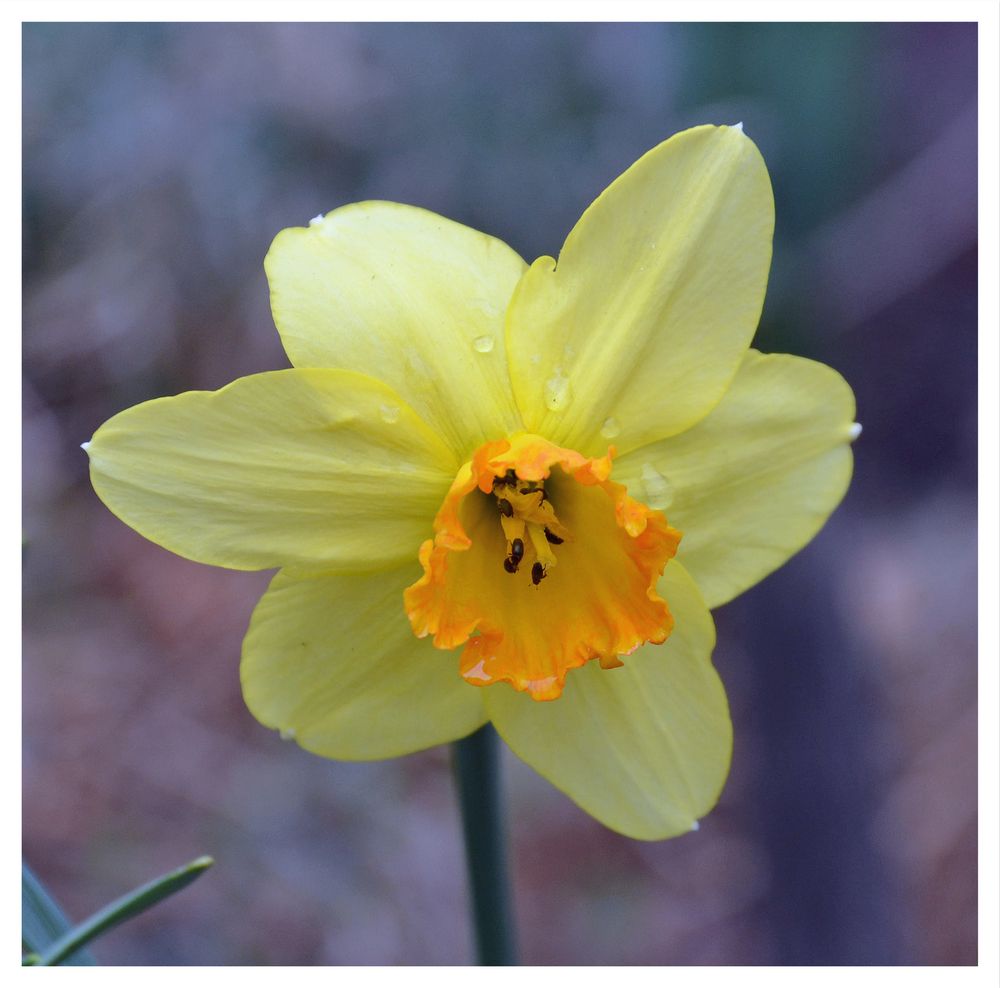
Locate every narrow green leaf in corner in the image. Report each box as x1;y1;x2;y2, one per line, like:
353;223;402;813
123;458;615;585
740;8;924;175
22;863;95;965
28;855;214;966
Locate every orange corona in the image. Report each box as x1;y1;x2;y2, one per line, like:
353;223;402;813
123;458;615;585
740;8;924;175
405;434;682;700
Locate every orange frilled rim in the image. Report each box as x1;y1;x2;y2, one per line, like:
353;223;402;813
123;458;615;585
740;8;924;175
403;434;682;700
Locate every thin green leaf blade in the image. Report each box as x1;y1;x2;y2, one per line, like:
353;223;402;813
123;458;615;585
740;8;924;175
21;863;96;965
34;855;214;966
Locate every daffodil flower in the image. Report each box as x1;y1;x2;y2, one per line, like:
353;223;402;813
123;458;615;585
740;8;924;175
85;125;857;840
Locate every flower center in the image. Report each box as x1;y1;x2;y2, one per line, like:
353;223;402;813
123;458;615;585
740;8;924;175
490;469;570;584
404;434;682;700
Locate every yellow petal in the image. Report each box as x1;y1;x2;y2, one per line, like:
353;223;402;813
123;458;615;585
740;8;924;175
86;369;456;573
615;350;856;608
485;561;730;839
506;124;774;456
266;201;528;460
241;566;486;759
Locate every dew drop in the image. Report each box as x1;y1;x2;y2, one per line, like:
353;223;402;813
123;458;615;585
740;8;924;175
279;727;297;741
600;416;621;440
849;422;862;441
640;462;675;511
472;334;495;354
690;820;700;832
544;371;571;411
308;213;324;227
405;349;430;378
379;403;401;424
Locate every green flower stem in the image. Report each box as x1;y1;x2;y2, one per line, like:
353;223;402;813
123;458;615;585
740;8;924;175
452;724;518;965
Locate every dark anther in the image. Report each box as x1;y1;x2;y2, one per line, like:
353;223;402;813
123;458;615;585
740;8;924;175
503;557;518;574
531;562;546;585
498;498;513;517
519;487;534;495
510;538;524;565
544;527;563;545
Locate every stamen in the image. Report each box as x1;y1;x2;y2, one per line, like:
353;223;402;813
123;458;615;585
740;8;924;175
491;466;571;583
510;538;524;566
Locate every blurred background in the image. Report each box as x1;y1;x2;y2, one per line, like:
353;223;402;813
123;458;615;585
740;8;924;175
22;22;977;965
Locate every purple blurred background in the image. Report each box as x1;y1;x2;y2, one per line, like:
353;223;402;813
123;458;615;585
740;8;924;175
22;22;977;964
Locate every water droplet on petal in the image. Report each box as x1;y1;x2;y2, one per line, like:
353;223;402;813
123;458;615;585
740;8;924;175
379;403;401;424
405;349;430;379
849;422;862;441
472;334;495;354
544;371;571;411
308;213;324;227
600;416;621;440
640;462;674;511
690;819;700;832
279;727;297;741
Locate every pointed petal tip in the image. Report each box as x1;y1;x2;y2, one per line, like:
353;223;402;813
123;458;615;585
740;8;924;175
308;213;324;227
731;121;744;133
80;440;92;453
